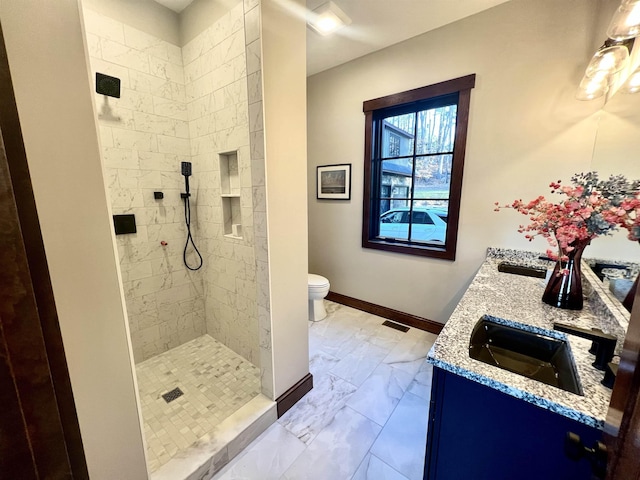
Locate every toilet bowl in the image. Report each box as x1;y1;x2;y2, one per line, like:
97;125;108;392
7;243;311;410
308;274;330;322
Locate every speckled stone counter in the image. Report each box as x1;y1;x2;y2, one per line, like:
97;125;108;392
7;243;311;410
427;248;628;430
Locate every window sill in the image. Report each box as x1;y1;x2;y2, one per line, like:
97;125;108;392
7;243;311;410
362;238;455;260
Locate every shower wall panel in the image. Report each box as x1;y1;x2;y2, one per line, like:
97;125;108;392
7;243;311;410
243;0;273;398
83;9;206;363
182;3;261;366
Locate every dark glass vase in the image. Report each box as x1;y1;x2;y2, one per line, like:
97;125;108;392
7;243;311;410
623;274;638;313
622;240;640;313
542;241;589;310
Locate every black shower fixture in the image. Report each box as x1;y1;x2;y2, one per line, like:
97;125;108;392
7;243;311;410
96;72;121;98
181;161;203;271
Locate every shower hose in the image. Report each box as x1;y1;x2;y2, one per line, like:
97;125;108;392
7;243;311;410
182;187;203;271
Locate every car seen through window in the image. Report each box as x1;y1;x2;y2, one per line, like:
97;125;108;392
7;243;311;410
378;207;447;244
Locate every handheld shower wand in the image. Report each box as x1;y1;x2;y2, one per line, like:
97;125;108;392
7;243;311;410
181;162;203;271
181;161;192;193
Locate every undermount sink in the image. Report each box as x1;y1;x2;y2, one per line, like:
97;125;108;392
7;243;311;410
497;262;547;279
469;316;583;395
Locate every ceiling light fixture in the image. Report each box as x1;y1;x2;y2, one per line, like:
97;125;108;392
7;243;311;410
308;1;351;36
575;71;611;101
607;0;640;40
577;0;640;100
620;67;640;93
576;41;629;100
585;43;630;77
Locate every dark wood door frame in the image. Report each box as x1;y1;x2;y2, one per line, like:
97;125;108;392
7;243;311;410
605;283;640;479
0;22;88;478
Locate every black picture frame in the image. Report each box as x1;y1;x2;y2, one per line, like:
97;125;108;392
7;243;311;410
317;164;351;200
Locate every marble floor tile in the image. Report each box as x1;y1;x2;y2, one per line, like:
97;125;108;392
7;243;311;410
351;454;411;480
346;363;413;426
281;406;381;480
310;305;373;358
383;331;437;377
324;300;343;317
209;302;437;480
278;372;358;445
330;341;389;386
307;326;325;358
370;392;430;480
407;361;434;401
310;325;359;359
364;321;408;350
309;350;340;377
214;423;305;480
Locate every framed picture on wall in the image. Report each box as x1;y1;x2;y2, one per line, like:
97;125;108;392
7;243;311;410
317;164;351;200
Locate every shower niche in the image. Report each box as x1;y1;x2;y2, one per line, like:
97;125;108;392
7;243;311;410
220;150;242;239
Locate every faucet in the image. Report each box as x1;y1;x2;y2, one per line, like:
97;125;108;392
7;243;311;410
553;323;617;371
590;262;627;281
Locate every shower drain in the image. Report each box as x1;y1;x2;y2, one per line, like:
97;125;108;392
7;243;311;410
161;387;184;403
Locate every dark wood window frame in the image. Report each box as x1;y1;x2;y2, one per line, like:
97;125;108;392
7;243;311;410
362;74;475;260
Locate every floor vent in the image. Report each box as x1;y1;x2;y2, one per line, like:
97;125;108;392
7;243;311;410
161;387;184;403
382;320;409;332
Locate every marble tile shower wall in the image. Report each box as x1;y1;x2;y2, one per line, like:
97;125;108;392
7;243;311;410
84;9;204;363
242;0;274;398
83;6;265;366
182;2;261;366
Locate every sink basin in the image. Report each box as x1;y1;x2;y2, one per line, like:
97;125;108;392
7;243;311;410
497;262;547;279
469;316;582;395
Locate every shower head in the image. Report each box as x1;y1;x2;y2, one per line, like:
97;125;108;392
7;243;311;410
181;161;192;177
96;72;121;98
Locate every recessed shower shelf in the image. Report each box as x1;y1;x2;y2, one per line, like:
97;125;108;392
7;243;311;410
220;150;242;239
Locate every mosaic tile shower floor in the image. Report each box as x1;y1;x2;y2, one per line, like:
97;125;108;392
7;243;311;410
136;334;261;472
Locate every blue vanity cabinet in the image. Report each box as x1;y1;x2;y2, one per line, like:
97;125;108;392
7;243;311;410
423;367;601;480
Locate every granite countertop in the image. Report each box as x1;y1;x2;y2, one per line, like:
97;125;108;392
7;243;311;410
427;248;626;430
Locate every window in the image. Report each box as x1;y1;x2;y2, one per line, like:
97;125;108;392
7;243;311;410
362;75;475;260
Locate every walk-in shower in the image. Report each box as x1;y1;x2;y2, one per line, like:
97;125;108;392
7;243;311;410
81;0;272;475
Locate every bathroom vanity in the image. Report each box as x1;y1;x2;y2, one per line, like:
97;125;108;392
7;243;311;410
424;248;629;480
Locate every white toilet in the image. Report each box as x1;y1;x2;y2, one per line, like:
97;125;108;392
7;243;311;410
308;273;330;322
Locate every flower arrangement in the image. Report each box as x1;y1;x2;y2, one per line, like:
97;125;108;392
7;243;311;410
496;172;640;310
496;172;640;260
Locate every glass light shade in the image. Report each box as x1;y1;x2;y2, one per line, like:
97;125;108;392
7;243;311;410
585;45;629;77
575;73;609;101
620;68;640;93
607;0;640;40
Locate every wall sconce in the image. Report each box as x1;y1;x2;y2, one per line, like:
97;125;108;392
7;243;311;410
576;41;629;100
576;0;640;101
620;66;640;93
585;43;630;77
307;1;351;36
576;71;611;101
607;0;640;40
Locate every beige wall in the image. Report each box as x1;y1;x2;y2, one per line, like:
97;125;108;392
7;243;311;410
83;0;180;45
0;0;147;478
261;0;309;398
307;0;631;324
180;0;241;46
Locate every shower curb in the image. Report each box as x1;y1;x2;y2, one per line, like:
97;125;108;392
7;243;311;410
150;395;276;480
